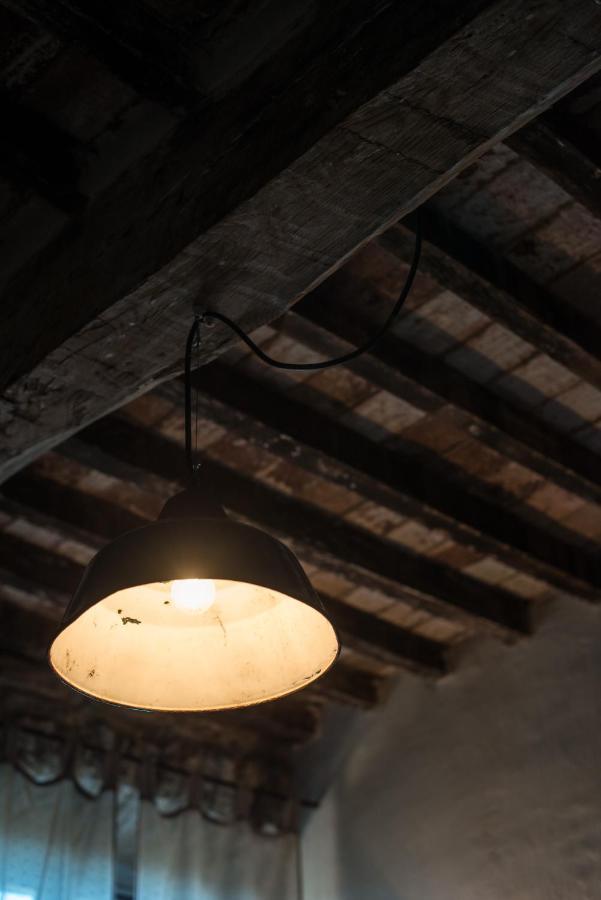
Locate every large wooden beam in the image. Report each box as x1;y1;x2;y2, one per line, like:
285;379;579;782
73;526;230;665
63;416;534;635
0;529;82;595
186;363;601;601
0;0;490;391
3;471;143;541
4;0;195;108
315;663;383;710
508;117;601;220
323;593;448;676
380;212;601;390
289;292;601;505
0;94;86;214
2;0;600;481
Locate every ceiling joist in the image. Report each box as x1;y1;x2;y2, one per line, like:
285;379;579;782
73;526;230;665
187;362;601;601
2;0;600;482
64;416;534;636
382;213;601;390
290;294;601;507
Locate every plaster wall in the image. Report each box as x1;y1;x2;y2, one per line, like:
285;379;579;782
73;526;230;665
302;599;601;900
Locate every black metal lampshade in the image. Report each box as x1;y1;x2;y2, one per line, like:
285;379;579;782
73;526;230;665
49;485;339;711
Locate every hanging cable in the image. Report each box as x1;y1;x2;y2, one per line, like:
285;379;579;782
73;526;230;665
202;210;422;370
185;211;422;475
184;315;201;483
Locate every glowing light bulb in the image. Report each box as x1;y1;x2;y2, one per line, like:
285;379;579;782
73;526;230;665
170;579;215;612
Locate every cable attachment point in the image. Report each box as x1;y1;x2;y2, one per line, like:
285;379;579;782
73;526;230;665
199;312;216;329
194;209;421;372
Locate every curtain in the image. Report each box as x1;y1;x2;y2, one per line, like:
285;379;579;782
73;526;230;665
0;764;113;900
137;802;298;900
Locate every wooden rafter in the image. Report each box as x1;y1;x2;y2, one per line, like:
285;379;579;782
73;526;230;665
5;0;196;107
187;362;601;601
0;0;491;394
322;593;448;676
36;416;535;635
2;0;600;481
381;213;601;390
290;294;601;507
0;94;86;213
508;117;601;220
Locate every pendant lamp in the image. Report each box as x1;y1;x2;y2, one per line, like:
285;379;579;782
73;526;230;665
49;318;340;712
48;216;422;711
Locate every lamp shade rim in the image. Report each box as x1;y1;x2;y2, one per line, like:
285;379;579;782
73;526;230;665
48;635;340;714
49;512;340;712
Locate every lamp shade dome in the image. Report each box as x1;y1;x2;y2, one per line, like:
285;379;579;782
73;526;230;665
49;488;339;711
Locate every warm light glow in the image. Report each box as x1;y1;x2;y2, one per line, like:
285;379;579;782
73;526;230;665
49;579;339;711
170;578;215;612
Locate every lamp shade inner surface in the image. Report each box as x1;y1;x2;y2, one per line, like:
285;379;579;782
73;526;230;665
49;579;339;711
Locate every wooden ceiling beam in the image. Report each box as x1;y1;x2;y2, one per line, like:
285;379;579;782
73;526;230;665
0;566;67;616
322;593;448;676
315;663;383;710
287;301;601;508
2;0;600;482
0;528;82;595
3;470;144;541
0;94;86;213
507;117;601;220
65;416;534;635
2;0;194;108
380;213;601;390
0;0;490;395
188;363;601;601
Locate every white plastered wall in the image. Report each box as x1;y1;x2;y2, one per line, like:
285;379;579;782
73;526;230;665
302;599;601;900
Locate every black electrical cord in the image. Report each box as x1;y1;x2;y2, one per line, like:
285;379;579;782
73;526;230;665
185;211;422;478
203;211;421;371
184;315;202;482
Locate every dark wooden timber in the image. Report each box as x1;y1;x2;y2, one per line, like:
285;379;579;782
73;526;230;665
186;362;601;600
281;312;441;415
18;448;441;623
0;566;67;614
0;598;59;662
2;470;145;540
380;213;601;391
0;0;491;393
62;415;535;635
3;0;601;482
0;94;86;213
316;661;383;710
0;529;82;595
4;0;196;107
323;593;448;675
289;293;601;506
508;118;601;220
